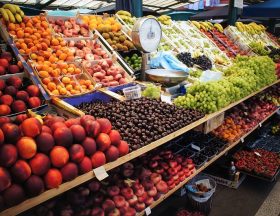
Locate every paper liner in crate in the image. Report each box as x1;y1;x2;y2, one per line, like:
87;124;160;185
46;14;93;38
31;61;96;97
82;57;133;88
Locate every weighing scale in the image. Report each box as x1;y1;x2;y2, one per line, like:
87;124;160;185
131;17;188;98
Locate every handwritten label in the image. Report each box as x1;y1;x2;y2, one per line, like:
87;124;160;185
145;207;151;215
191;143;201;151
93;166;108;181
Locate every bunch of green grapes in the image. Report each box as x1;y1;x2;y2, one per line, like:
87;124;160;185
142;83;161;99
189;69;203;78
249;41;270;56
174;56;276;114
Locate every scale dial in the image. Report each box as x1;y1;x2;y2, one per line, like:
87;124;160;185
131;17;162;53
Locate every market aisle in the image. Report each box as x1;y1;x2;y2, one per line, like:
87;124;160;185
254;179;280;216
209;176;280;216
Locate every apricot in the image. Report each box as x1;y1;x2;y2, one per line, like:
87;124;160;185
25;175;45;197
0;167;11;192
36;132;55;153
50;146;69;168
70;144;85;163
29;153;50;176
1;123;21;143
16;137;37;159
11;160;31;182
61;162;78;181
70;125;86;142
0;144;17;167
21;117;42;138
79;156;92;174
91;151;106;168
3;184;25;207
44;168;62;189
53;127;73;147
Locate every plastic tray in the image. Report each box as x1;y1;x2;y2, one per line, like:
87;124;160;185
191;153;208;168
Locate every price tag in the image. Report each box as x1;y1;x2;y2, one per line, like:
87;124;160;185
191;143;201;151
254;151;261;157
93;166;109;181
161;94;172;104
240;137;244;143
145;207;151;215
234;0;243;8
259;123;262;127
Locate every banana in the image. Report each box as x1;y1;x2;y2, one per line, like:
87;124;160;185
13;4;21;13
192;21;200;29
214;23;223;33
201;22;210;30
0;8;9;22
19;10;24;18
3;4;17;14
15;13;22;23
5;9;15;23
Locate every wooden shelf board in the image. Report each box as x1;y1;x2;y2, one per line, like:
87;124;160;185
1;81;279;216
138;108;279;216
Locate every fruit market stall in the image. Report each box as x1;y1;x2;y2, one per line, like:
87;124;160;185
0;2;280;216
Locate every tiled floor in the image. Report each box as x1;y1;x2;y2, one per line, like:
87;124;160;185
151;176;280;216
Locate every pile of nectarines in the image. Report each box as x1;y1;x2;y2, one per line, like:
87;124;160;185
0;114;128;209
0;77;42;116
0;51;24;76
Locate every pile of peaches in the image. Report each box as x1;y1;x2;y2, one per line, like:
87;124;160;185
28;150;196;216
0;114;129;209
0;77;42;116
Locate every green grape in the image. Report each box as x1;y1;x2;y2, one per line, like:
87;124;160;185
174;56;277;114
142;83;161;99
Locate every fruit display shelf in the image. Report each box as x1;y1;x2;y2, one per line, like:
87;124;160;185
137;108;279;216
0;79;268;214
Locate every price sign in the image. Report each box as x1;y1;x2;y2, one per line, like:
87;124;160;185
145;207;151;215
93;166;109;181
234;0;243;9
